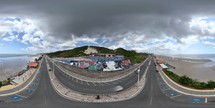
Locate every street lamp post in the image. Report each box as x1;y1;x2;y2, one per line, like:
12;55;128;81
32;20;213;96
53;58;54;73
137;69;140;88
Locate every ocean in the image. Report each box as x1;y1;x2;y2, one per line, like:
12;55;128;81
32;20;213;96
167;54;215;66
0;54;37;81
159;54;215;81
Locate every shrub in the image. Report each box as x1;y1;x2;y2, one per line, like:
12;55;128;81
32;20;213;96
206;80;215;89
178;75;193;86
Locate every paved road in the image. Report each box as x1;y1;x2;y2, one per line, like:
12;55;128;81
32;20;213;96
1;57;215;108
46;58;149;94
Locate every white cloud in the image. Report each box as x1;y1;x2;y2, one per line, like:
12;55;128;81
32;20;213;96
202;41;215;46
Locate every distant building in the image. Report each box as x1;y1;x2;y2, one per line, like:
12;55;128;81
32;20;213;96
92;53;117;58
84;46;98;54
159;63;168;71
28;62;39;68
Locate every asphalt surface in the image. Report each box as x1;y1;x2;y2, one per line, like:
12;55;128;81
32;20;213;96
46;58;148;94
1;57;215;108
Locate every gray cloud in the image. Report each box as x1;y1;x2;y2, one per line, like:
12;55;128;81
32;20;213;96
1;0;215;53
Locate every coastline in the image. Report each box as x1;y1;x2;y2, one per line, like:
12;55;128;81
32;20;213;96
156;55;215;82
0;55;39;81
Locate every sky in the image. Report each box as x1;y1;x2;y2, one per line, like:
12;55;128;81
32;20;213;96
1;0;215;54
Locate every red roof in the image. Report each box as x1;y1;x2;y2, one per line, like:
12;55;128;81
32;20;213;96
28;62;38;67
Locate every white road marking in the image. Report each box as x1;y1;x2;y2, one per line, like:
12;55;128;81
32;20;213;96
103;82;111;85
98;82;104;86
16;94;27;98
92;82;96;86
171;94;182;98
109;81;118;84
149;96;153;105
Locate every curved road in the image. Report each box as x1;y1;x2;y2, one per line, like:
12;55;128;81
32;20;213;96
46;58;149;94
1;57;215;108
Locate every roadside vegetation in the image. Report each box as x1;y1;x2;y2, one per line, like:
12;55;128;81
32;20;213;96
47;46;149;64
164;70;215;90
0;79;11;88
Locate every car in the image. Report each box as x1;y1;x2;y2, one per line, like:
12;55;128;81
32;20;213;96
114;85;124;92
156;70;159;72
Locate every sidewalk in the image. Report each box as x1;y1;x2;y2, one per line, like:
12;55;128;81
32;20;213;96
46;57;150;102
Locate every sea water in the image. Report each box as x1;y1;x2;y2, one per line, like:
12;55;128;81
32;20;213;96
0;54;37;81
169;54;215;67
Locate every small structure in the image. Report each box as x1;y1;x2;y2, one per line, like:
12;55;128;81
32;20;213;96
92;53;116;58
28;62;38;68
159;64;168;71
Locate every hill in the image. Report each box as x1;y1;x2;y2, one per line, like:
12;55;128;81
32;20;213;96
47;46;149;64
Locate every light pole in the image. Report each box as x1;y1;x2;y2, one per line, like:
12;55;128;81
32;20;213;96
53;58;54;73
137;69;140;88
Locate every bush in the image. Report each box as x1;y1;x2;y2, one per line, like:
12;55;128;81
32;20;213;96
191;81;207;89
178;75;193;86
165;70;180;82
0;82;2;88
206;80;215;89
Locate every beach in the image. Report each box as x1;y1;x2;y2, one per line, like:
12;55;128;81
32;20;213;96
157;55;215;82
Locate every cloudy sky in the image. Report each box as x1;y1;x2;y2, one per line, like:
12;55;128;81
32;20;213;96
1;0;215;54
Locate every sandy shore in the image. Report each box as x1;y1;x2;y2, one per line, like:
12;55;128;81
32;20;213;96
157;55;215;82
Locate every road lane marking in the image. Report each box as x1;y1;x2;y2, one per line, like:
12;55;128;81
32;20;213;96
103;82;111;85
149;96;153;105
98;82;104;86
92;82;96;86
171;94;182;98
86;81;89;85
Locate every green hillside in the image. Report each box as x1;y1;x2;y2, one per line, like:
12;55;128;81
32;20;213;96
47;46;149;64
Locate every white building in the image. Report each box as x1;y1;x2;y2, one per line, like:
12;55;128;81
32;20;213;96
84;46;98;54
